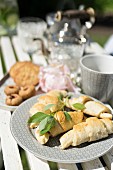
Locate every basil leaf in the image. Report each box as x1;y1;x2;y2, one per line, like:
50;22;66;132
58;93;63;101
44;104;56;111
28;112;49;124
39;116;56;135
64;111;72;121
39;117;49;131
73;103;86;110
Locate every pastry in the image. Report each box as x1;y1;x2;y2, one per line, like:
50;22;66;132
64;95;93;109
84;101;112;119
35;128;50;144
37;95;64;112
50;111;83;137
34;110;83;144
47;90;67;98
60;117;113;149
28;91;112;146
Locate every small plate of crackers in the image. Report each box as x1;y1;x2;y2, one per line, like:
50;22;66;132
0;61;40;111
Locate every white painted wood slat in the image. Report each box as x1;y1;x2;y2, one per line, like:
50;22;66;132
0;139;3;169
32;52;47;66
12;36;30;61
58;163;79;170
0;109;23;170
0;37;16;71
0;41;4;169
85;42;106;54
11;36;51;169
82;159;106;170
0;56;4;80
102;149;113;170
26;152;50;170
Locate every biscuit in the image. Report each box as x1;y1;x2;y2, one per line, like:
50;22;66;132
6;94;23;106
19;85;36;99
4;85;20;95
14;62;39;86
9;61;26;78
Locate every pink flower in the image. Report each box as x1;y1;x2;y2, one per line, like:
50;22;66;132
39;64;79;93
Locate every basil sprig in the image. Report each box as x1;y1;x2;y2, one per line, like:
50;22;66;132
28;112;49;124
58;93;63;101
44;104;56;111
39;116;56;135
28;112;56;135
64;111;72;121
73;103;86;111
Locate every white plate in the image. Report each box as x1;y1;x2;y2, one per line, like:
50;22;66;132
0;77;40;111
10;94;113;163
0;77;17;111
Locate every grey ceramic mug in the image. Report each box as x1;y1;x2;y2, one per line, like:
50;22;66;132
80;54;113;104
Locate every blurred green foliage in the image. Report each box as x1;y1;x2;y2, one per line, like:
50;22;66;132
0;0;18;35
73;0;113;13
42;0;113;13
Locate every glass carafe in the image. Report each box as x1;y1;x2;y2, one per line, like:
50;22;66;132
46;8;95;78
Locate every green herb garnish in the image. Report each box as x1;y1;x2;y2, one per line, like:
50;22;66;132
58;93;63;101
39;116;56;135
64;111;72;121
28;111;56;135
44;104;56;111
73;103;86;111
28;112;50;124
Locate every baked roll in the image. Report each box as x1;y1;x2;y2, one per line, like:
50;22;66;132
37;95;64;112
60;117;113;149
34;111;83;144
84;101;112;119
29;103;51;128
50;111;83;136
29;103;51;116
47;90;67;98
64;95;93;109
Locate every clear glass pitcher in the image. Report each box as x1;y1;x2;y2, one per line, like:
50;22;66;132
46;8;95;78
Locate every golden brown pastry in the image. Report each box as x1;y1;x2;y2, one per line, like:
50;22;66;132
29;103;51;128
60;117;113;149
84;101;112;119
64;95;93;110
29;103;51;116
37;95;64;112
49;111;83;137
34;111;83;144
101;118;113;134
35;127;50;144
47;90;67;98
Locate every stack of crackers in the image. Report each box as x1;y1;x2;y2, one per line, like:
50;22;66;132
9;61;40;86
